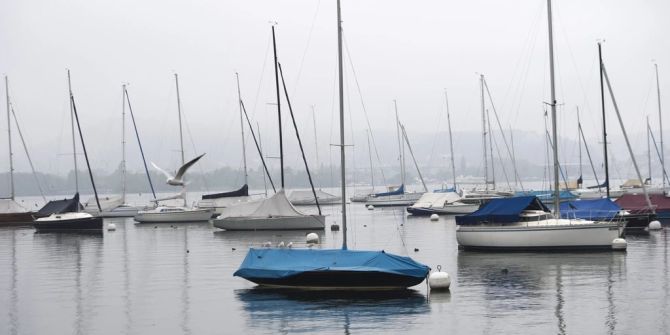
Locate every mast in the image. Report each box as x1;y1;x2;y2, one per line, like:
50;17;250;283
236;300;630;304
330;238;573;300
174;73;186;206
445;90;457;190
258;122;268;196
337;0;347;250
312;105;319;169
598;42;610;198
5;76;14;200
67;70;79;194
124;86;157;199
236;73;248;186
480;74;489;191
394;100;405;187
486;108;495;189
272;25;285;189
546;0;560;216
121;84;127;203
656;63;665;190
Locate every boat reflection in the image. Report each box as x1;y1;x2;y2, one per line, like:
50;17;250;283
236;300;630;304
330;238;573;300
235;288;429;334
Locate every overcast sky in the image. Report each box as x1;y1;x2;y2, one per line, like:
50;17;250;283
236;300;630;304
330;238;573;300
1;0;669;178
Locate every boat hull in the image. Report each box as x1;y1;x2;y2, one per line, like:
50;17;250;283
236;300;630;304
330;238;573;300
407;204;479;216
101;206;141;218
33;216;103;232
213;215;325;231
242;270;425;290
456;222;623;251
364;193;423;207
0;211;36;227
134;209;213;223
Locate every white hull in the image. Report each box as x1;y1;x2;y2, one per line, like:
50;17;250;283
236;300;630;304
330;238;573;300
364;193;423;207
291;197;342;206
574;189;624;199
196;196;251;215
456;220;623;251
212;215;325;231
101;205;142;218
433;203;480;214
134;208;213;223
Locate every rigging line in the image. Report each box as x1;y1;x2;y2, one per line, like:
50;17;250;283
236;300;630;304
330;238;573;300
343;34;388;186
400;124;428;192
241;100;276;192
125;87;156;199
278;62;321;215
251;33;273;117
292;0;322;97
489;117;513;191
483;78;525;191
9;103;46;202
545;129;570;190
427;102;444;170
578;120;601;190
70;93;102;212
179;100;209;192
648;124;670;184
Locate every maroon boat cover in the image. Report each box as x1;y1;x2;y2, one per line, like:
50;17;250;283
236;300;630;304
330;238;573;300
615;194;670;213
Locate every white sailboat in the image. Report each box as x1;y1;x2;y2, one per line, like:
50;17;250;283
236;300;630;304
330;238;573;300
455;0;626;251
212;26;324;231
364;102;426;206
134;74;213;223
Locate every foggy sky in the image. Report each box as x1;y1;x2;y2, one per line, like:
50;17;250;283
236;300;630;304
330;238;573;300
1;0;669;182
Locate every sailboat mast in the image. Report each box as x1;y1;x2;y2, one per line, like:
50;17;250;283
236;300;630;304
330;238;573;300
257;122;268;196
175;73;186;206
121;84;127;203
236;73;248;186
656;63;665;190
68;70;79;194
394;100;405;186
445;90;457;190
312;105;319;168
598;42;610;198
480;74;489;191
648;117;652;182
546;0;560;216
5;76;14;200
486;109;496;189
337;0;347;250
577;108;582;181
272;25;285;189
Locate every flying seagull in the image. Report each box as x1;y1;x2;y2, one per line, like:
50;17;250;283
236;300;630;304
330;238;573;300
152;153;205;186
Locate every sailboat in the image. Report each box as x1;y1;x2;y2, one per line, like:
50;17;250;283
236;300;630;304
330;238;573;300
363;102;426;207
34;71;103;232
197;73;253;215
0;76;37;226
212;26;325;231
134;74;213;223
233;2;430;289
455;0;625;251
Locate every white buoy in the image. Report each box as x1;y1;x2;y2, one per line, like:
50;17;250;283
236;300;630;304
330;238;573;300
306;233;320;244
430;213;439;221
648;220;662;231
107;223;116;231
612;238;627;250
367;205;374;210
428;265;451;290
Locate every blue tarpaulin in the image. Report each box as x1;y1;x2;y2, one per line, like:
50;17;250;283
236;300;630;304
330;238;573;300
455;196;550;225
559;198;621;220
515;190;576;202
234;248;430;280
372;185;404;197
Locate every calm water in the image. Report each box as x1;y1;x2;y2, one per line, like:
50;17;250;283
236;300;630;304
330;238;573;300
1;201;669;334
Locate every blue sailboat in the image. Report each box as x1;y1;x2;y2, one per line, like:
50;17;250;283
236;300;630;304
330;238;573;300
233;0;430;289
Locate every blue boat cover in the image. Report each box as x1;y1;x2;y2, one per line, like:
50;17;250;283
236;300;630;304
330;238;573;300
559;198;621;220
372;185;404;197
433;187;456;193
515;190;576;202
234;248;430;280
455;196;549;225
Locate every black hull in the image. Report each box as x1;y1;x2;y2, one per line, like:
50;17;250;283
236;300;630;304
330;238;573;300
242;270;426;290
458;245;619;252
621;213;655;235
33;216;103;233
0;212;36;227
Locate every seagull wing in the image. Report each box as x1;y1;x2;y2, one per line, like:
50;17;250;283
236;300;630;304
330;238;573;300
151;162;173;179
174;153;205;180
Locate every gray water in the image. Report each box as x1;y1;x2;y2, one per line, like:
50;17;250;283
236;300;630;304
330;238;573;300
1;203;668;334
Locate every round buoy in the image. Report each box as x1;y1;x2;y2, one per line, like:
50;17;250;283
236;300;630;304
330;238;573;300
107;223;116;231
331;224;340;231
430;214;439;221
306;233;320;244
612;238;627;250
367;205;374;210
428;265;451;290
648;220;662;231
